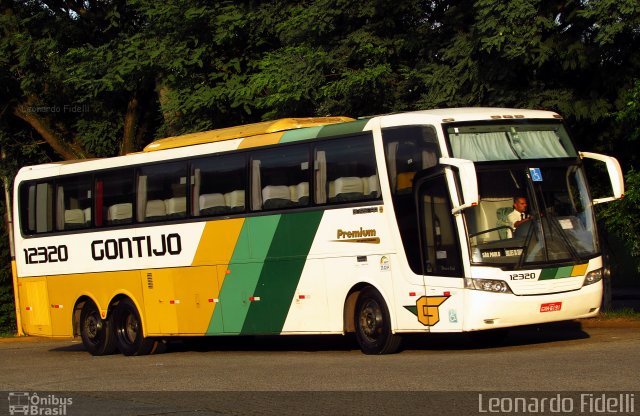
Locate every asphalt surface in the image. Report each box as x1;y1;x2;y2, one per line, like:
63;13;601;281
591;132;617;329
1;321;639;415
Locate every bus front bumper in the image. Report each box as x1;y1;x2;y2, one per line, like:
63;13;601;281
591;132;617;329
461;280;602;331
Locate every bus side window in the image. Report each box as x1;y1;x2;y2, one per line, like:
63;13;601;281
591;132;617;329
137;162;187;222
20;182;54;234
251;145;310;211
192;154;246;217
419;174;462;277
382;125;440;195
96;169;135;227
314;135;379;205
55;175;92;231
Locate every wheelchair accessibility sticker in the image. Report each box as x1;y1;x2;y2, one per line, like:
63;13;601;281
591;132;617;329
529;167;543;182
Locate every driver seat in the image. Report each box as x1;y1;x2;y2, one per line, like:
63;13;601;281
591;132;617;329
496;207;513;239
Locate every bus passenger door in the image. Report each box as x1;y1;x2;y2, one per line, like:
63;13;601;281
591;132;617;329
414;171;465;331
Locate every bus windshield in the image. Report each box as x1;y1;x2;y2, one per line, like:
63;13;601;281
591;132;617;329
446;122;577;161
464;163;598;268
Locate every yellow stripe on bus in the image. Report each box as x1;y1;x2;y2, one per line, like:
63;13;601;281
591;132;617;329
571;263;589;277
238;132;284;149
191;219;245;266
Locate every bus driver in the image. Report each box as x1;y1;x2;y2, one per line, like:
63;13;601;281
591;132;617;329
508;196;531;230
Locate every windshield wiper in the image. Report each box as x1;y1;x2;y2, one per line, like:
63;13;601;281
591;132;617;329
544;210;581;261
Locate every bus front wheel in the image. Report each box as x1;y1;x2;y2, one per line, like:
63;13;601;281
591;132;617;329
354;287;402;354
111;298;156;356
79;301;117;356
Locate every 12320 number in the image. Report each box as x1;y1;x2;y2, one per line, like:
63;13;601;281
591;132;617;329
23;245;68;264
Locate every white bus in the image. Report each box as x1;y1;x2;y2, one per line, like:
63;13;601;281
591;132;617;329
12;108;624;355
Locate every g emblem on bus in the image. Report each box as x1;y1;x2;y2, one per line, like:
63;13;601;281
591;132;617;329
416;296;449;326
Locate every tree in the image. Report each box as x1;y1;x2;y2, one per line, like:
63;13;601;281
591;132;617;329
602;80;640;270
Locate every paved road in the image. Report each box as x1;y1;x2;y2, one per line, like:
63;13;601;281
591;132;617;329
1;321;639;415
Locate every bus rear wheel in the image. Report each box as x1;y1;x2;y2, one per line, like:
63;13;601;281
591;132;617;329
111;298;156;356
80;301;117;356
354;287;402;354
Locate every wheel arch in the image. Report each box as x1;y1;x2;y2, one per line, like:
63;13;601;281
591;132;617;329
343;282;396;334
72;295;102;338
107;292;148;336
73;291;147;338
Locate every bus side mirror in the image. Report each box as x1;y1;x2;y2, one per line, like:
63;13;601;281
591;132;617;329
439;157;479;215
579;152;625;204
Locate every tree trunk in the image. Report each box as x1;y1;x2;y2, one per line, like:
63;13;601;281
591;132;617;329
13;104;93;160
121;92;139;155
156;78;180;137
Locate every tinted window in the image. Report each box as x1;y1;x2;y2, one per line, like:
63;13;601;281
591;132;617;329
383;125;440;194
96;169;135;227
20;182;53;234
314;135;379;204
251;146;310;210
55;176;92;231
137;162;188;222
192;154;246;216
419;174;462;276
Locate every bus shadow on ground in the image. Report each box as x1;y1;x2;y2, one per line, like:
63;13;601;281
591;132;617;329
402;320;590;351
48;320;590;354
165;334;360;353
161;320;590;354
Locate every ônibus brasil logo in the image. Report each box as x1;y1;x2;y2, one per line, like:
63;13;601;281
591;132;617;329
8;392;73;416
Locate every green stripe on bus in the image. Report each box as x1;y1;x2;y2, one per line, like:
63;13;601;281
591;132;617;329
555;266;574;278
279;119;368;143
241;211;324;334
539;266;573;280
315;119;369;138
538;268;558;280
539;271;554;280
279;126;323;143
208;215;281;334
404;305;418;316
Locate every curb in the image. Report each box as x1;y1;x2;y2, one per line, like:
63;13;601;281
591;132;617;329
578;317;640;329
0;336;74;343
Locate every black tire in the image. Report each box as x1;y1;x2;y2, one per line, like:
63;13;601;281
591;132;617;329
111;298;156;356
79;301;117;356
354;287;402;354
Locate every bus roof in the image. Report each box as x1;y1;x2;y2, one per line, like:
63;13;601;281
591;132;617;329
14;108;565;180
422;107;561;121
143;116;355;152
374;107;562;127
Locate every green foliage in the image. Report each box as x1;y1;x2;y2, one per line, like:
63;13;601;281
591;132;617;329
598;78;640;270
602;169;640;270
597;307;640;320
0;284;17;335
74;116;123;157
0;199;16;335
578;0;640;46
616;80;640;144
248;46;330;118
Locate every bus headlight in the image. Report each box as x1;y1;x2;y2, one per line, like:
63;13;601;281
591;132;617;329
583;269;603;286
465;278;512;294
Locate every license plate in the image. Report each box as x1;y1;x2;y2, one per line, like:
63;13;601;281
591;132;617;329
540;302;562;312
